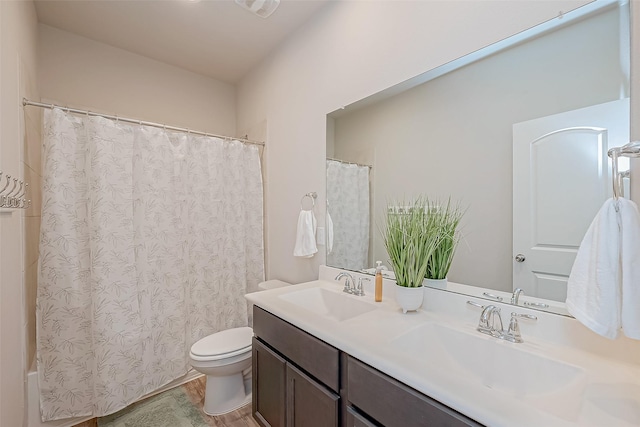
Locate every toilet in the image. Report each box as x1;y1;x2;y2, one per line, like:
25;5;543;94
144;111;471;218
189;279;290;415
189;327;254;415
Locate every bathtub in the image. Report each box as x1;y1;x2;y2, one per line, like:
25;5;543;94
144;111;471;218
27;363;203;427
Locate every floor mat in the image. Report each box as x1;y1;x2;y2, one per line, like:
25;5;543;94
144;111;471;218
97;387;207;427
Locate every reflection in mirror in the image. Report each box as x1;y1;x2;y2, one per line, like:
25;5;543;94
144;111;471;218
325;0;630;314
326;159;371;270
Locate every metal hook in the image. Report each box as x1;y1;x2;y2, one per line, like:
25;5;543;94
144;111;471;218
5;178;17;197
17;182;28;199
6;180;21;207
0;175;10;194
10;181;23;198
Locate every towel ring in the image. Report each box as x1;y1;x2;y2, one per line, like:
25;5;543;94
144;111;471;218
301;192;317;210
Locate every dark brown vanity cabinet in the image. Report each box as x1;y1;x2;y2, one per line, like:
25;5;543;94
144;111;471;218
252;306;340;427
252;306;482;427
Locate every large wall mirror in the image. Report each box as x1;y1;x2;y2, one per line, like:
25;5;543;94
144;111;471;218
325;0;630;315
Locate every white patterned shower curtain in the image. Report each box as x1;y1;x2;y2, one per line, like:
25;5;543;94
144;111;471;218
36;108;264;421
326;160;370;270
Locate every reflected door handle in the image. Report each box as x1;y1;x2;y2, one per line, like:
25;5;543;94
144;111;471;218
515;254;526;263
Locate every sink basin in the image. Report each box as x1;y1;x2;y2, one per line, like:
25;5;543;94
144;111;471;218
392;323;587;420
278;287;377;321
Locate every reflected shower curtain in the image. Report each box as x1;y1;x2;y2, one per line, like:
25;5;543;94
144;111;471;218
326;160;370;270
37;108;264;421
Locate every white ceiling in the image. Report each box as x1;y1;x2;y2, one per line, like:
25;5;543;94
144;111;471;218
34;0;330;84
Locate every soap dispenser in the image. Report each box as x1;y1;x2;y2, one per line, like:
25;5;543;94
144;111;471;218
375;261;383;302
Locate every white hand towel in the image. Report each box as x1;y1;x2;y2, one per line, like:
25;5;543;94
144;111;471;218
619;198;640;339
326;211;334;255
566;199;621;339
293;210;318;258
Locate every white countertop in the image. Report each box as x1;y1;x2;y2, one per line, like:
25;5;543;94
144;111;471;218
246;276;640;427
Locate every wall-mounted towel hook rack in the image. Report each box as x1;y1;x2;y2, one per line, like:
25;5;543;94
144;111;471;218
0;171;31;210
301;192;317;210
608;141;640;200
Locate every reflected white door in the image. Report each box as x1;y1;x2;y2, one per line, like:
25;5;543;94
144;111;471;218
512;99;629;301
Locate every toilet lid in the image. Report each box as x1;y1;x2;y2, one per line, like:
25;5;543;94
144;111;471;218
190;327;253;357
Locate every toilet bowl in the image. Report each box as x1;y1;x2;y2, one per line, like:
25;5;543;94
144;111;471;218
189;326;253;416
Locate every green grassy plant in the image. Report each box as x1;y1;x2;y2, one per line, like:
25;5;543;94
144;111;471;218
425;198;464;280
382;198;441;288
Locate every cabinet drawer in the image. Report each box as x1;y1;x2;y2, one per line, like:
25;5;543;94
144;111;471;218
253;306;340;392
347;357;483;427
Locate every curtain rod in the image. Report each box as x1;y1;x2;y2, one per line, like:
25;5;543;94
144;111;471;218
22;98;265;147
326;157;372;169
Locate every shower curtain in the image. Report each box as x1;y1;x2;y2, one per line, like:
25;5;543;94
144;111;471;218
36;108;264;421
326;160;370;270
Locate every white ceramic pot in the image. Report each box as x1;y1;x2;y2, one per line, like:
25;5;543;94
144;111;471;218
395;284;424;314
425;278;447;289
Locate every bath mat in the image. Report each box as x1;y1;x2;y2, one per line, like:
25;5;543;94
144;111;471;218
97;387;207;427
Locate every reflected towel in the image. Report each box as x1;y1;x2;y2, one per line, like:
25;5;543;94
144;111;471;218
293;210;317;258
566;198;640;340
326;211;334;254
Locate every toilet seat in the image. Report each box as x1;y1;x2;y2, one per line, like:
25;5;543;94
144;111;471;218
190;327;253;361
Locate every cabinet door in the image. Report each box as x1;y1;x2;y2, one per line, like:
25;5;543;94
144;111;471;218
346;406;380;427
286;363;339;427
253;338;286;427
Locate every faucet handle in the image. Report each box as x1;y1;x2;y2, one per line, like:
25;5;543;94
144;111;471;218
466;300;485;309
524;301;550;309
482;292;504;302
512;312;537;321
504;312;537;343
354;277;370;296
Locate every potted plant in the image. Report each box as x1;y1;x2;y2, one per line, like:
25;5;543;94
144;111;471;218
382;198;440;313
424;198;464;288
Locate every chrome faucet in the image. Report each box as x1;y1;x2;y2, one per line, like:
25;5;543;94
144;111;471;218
335;272;356;294
477;305;504;338
468;300;537;343
511;288;524;305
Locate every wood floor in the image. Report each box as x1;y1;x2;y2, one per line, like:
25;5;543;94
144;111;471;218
72;377;260;427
